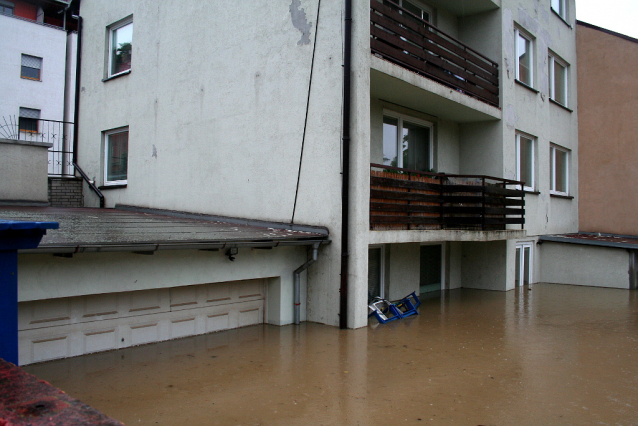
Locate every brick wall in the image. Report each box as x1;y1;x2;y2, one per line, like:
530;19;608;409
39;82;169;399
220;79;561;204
48;178;83;207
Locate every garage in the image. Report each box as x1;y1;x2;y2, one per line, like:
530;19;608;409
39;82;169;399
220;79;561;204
1;206;329;366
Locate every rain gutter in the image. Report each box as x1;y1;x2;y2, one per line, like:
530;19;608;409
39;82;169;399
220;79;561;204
18;239;330;255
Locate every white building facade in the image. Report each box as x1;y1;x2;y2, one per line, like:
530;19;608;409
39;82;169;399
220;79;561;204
12;0;581;363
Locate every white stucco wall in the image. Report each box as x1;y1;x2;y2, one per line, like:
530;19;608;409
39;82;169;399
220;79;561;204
0;140;51;202
0;14;68;123
76;0;345;326
538;243;631;289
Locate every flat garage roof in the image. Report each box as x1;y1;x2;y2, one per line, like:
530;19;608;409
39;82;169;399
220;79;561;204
0;206;329;254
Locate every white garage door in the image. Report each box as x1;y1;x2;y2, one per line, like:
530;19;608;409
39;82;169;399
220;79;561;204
18;279;265;365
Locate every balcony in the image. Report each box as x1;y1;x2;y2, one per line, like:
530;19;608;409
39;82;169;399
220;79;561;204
370;164;525;231
370;1;500;107
0;117;74;177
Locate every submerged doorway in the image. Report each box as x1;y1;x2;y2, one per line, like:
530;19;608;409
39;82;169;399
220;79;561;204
420;244;442;294
368;246;385;303
515;242;533;286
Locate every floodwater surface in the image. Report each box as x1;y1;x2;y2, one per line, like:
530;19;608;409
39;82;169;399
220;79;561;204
25;284;638;425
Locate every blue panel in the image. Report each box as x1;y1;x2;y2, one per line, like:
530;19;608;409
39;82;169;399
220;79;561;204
0;251;18;365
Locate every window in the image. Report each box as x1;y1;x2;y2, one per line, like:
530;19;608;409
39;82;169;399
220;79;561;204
516;132;535;191
108;18;133;77
19;107;40;133
515;28;533;87
0;0;14;15
551;0;567;20
549;54;568;106
384;0;433;23
104;128;128;185
21;54;42;80
550;144;569;195
383;112;433;171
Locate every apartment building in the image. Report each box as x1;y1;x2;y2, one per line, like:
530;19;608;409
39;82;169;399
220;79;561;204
4;0;582;364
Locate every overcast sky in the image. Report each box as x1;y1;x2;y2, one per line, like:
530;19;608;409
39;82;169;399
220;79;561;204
576;0;638;39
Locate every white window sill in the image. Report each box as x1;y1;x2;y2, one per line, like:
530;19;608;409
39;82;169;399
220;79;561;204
549;98;573;112
103;69;131;82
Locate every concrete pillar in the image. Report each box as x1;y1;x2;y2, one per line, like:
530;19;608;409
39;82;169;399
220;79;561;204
346;0;372;328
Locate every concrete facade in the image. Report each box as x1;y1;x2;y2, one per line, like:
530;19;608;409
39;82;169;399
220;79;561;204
576;22;638;236
10;0;583;364
0;139;51;204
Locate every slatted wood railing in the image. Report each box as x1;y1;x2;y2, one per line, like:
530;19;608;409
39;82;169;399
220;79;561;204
370;0;500;107
370;164;525;231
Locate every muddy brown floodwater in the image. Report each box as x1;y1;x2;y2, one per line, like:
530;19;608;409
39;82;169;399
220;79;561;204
24;284;638;426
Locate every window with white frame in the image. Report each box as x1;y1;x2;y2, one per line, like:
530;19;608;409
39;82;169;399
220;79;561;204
0;0;14;15
19;107;40;133
107;17;133;78
515;28;534;87
21;54;42;81
397;0;433;23
104;128;128;185
516;132;535;191
551;0;568;21
550;144;569;195
383;112;433;172
549;53;568;106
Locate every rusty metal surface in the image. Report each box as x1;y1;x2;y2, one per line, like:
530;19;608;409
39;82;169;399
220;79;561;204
0;358;125;426
0;207;328;251
540;232;638;250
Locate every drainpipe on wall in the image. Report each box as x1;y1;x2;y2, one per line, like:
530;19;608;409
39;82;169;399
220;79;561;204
339;0;352;329
294;243;319;325
70;13;105;208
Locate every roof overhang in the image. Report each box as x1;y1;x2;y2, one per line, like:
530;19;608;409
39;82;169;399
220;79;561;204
0;206;330;255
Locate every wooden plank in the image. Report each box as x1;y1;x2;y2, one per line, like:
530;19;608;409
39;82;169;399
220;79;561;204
483;186;526;197
371;176;441;191
371;189;444;203
371;215;442;225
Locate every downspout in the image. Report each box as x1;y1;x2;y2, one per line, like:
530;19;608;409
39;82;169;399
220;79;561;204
339;0;352;329
294;243;319;325
70;14;105;208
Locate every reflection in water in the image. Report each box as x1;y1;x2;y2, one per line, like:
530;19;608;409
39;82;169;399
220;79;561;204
25;284;638;426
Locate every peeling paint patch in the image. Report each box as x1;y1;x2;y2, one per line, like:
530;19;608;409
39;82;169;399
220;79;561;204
289;0;312;45
504;104;518;129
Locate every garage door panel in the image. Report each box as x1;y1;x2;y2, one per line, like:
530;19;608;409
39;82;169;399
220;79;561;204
206;313;230;333
127;289;170;315
170;286;200;310
18;279;266;365
32;335;70;363
82;294;119;320
83;328;118;354
205;282;232;304
20;298;72;330
170;317;197;339
130;322;160;346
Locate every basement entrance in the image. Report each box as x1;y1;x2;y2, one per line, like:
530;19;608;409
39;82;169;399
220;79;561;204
420;244;442;293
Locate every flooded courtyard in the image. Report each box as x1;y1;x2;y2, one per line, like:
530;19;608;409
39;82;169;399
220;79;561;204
24;284;638;425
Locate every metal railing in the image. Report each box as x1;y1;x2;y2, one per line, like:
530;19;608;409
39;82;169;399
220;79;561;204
370;0;500;107
0;116;75;177
370;164;525;231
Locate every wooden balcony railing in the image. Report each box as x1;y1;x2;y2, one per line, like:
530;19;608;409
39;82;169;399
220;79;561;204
370;164;525;231
370;0;500;107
